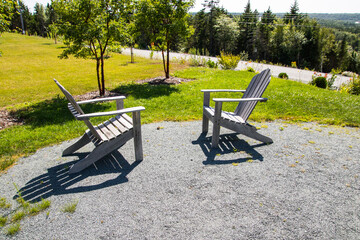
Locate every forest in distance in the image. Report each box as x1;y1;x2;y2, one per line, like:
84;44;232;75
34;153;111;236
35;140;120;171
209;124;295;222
5;0;360;74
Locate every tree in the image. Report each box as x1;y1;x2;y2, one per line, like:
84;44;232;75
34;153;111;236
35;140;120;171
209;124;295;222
203;0;219;56
237;0;258;58
269;18;286;64
136;0;194;79
254;7;275;60
214;14;239;53
0;0;16;35
284;0;305;26
300;17;321;69
185;1;226;56
32;3;46;37
282;23;306;65
125;3;136;63
54;0;131;96
45;1;59;43
319;28;340;72
10;0;30;34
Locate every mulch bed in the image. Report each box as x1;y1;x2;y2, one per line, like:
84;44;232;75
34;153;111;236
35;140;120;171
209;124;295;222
0;110;22;130
136;76;195;85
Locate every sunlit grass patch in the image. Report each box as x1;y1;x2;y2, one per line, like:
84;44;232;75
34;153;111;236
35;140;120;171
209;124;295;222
11;211;25;222
61;200;78;214
4;223;20;236
0;216;7;227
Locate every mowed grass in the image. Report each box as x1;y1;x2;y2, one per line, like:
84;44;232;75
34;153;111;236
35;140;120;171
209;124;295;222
0;33;183;108
1;33;360;171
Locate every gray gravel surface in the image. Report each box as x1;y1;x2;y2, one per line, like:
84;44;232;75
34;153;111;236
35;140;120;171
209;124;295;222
0;120;359;239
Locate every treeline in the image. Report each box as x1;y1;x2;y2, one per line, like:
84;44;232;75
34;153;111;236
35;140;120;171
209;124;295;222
183;0;360;73
9;1;56;38
7;0;360;74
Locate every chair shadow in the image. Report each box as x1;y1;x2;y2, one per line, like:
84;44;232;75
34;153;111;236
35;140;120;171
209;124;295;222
192;133;266;165
13;151;140;203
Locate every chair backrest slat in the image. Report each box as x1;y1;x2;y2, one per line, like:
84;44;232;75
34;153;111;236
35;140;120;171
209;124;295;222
54;79;102;141
234;69;271;121
54;79;84;115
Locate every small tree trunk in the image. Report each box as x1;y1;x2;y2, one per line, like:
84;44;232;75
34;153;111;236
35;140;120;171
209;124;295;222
161;49;167;78
131;46;134;63
96;58;101;96
166;42;170;79
100;53;105;96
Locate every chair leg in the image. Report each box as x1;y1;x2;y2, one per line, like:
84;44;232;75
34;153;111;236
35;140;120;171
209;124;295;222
211;102;222;148
245;131;273;144
62;133;91;156
241;125;273;144
69;143;107;174
68;131;134;174
202;113;209;133
202;92;210;133
132;111;143;162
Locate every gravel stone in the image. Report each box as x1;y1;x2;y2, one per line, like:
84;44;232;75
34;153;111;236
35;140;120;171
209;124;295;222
0;120;359;239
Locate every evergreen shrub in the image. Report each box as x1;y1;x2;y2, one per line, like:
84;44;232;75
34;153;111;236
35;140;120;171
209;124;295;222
278;72;289;79
311;76;327;89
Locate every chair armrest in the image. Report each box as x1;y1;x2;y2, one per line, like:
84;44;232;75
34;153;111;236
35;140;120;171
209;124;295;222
77;96;126;104
76;106;145;120
201;89;246;93
212;97;268;102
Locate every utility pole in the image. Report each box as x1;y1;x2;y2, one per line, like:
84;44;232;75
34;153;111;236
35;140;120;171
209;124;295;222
18;0;25;34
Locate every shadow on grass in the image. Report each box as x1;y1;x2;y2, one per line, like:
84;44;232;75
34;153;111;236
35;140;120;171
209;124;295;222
13;150;140;203
113;83;179;99
192;133;265;165
11;95;111;127
12;83;179;127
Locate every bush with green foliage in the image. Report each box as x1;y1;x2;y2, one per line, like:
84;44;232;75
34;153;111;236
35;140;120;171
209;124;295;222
278;72;289;79
246;67;255;72
327;69;341;89
217;52;241;70
188;55;206;67
311;76;327;89
340;75;360;95
206;58;218;69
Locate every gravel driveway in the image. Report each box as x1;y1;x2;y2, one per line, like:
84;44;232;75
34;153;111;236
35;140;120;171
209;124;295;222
0;120;359;239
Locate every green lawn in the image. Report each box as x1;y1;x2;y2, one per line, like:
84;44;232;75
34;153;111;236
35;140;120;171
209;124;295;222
0;33;182;108
1;33;359;171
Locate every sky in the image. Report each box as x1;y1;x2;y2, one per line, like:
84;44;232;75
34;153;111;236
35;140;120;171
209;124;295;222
22;0;360;14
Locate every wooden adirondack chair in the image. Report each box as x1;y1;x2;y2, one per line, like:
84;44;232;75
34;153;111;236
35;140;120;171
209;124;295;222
54;79;145;174
201;68;273;148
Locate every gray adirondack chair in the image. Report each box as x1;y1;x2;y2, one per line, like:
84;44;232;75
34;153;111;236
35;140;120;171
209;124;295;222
202;68;273;148
54;79;145;174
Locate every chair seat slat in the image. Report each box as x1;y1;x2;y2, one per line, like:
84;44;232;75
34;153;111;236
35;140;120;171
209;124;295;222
116;115;133;129
110;116;131;133
122;113;133;124
103;120;121;137
97;123;116;140
204;106;245;124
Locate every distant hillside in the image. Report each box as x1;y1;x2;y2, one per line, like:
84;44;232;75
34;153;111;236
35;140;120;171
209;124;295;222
220;12;360;23
223;12;360;34
306;13;360;23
